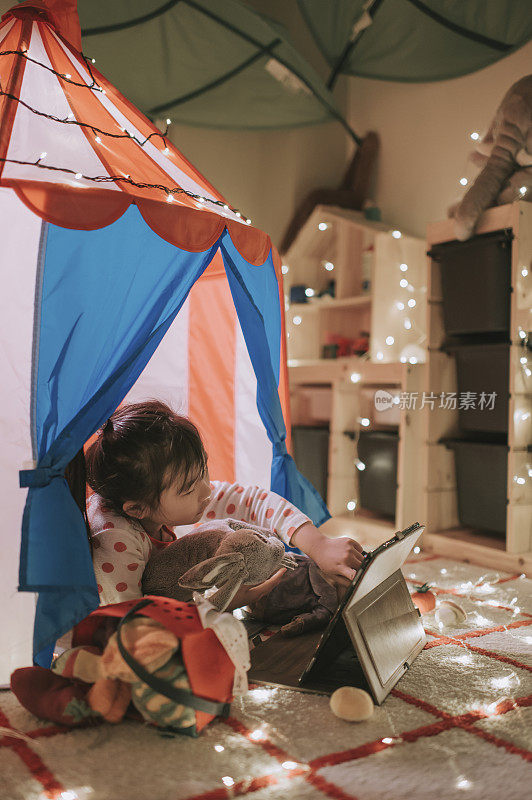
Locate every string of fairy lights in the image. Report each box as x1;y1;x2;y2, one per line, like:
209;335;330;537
0;48;251;221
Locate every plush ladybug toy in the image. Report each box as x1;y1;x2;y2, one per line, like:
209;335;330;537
410;583;436;615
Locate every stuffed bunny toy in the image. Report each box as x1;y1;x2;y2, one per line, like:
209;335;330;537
450;74;532;240
142;519;297;611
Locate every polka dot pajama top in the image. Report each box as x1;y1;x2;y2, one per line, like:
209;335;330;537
88;481;311;606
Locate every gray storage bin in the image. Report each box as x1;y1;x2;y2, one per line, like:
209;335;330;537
451;342;509;434
446;441;508;534
292;425;329;502
357;430;398;518
429;229;511;336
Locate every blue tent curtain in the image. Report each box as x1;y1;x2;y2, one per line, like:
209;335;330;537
220;231;330;530
20;206;219;665
19;207;329;666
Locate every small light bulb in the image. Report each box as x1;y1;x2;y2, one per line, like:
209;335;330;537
386;336;394;345
460;177;468;186
409;357;418;364
282;761;299;770
408;298;416;308
222;777;234;787
65;73;71;79
166;194;174;203
166;118;172;126
470;131;480;141
399;263;408;272
318;222;329;231
95;136;101;143
392;230;402;239
396;301;405;310
400;279;408;288
356;460;366;471
39;152;47;159
359;417;370;427
382;738;393;744
456;776;472;790
441;568;447;575
522;268;529;277
350;372;361;383
376;351;384;360
293;316;302;325
324;261;334;271
246;218;251;224
518;329;526;339
400;356;407;363
347;500;357;511
404;318;412;330
197;196;205;203
75;172;82;179
305;288;315;297
250;730;264;740
413;546;420;554
281;265;289;275
91;58;96;64
519;186;527;196
163;147;170;155
526;368;532;377
223;204;229;210
67;112;75;119
515;477;525;485
214;744;224;752
235;211;242;217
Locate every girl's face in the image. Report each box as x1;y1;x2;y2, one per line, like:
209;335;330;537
153;467;212;528
125;467;212;533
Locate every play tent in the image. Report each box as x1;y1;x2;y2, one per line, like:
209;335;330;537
0;0;328;685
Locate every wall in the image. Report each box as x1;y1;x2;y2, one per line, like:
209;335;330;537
345;42;532;238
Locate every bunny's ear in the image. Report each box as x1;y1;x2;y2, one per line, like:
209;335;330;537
179;553;245;589
179;553;246;611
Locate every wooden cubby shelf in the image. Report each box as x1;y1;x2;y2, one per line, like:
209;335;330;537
285;201;531;575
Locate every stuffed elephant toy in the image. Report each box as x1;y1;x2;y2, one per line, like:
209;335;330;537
142;518;297;611
451;74;532;240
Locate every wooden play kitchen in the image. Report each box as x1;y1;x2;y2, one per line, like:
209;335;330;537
283;201;532;575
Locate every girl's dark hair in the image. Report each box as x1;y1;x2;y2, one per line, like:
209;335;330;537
64;448;92;551
85;400;207;515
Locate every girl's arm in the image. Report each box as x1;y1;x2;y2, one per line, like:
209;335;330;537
204;481;309;545
92;527;147;605
204;482;364;586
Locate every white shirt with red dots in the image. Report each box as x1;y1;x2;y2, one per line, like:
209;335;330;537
88;481;310;606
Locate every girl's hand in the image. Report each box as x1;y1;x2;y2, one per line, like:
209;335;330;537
226;568;287;611
311;536;364;587
291;523;364;587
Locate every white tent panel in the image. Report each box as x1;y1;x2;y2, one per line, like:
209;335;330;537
0;188;42;683
235;321;272;489
4;26;120;188
123;296;190;417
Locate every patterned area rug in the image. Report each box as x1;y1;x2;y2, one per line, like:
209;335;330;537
1;553;531;800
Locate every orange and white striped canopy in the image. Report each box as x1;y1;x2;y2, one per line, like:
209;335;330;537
0;0;271;263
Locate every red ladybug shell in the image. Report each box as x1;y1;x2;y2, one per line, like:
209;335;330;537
72;596;234;732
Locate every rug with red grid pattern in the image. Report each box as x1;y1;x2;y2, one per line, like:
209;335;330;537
1;554;531;800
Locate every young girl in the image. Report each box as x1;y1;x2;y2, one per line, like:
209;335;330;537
84;400;364;607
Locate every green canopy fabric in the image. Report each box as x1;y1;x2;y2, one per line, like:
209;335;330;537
78;0;359;140
298;0;532;86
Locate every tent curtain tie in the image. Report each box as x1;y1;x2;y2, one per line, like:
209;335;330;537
19;465;63;488
273;441;288;457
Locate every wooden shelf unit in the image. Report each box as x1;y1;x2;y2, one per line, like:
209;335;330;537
421;201;532;575
283;205;427;364
284;205;427;551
